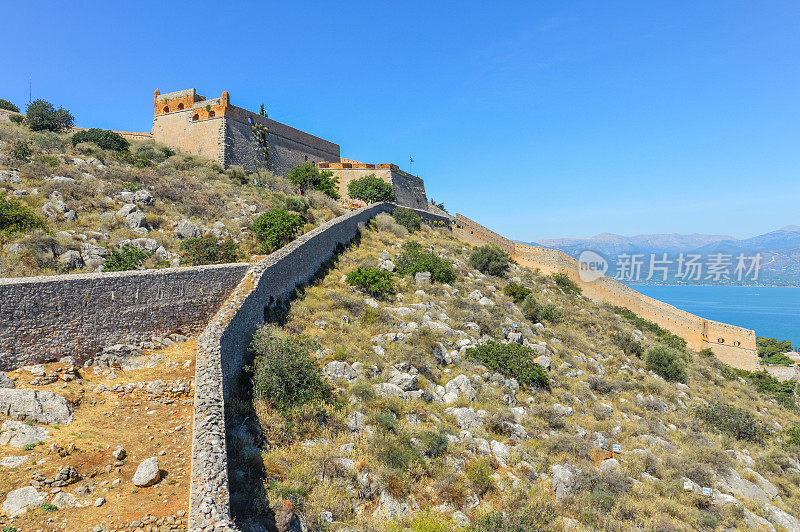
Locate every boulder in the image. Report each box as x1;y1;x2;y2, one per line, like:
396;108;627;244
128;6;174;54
346;411;366;432
717;468;771;503
323;361;357;383
176;220;200;239
373;383;406;399
124;211;147;230
432;342;452;366
58;249;84;270
0;372;14;389
490;440;511;465
390;372;418;391
51;491;77;509
551;463;580;502
80;243;108;269
765;503;800;531
0;455;29;468
0;389;73;424
443;374;476;403
2;486;47;517
132;456;161;487
447;407;483;429
373;490;411;520
134;189;154;205
117;203;138;217
414;271;431;284
553;403;573;417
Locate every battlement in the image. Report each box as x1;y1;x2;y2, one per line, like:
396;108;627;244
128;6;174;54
317;161;431;211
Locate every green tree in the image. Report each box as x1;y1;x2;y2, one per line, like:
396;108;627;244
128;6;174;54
71;128;129;151
0;99;19;112
25;99;74;132
0;194;47;235
468;245;512;276
503;281;532;304
252;209;305;253
394;241;455;284
346;266;396;299
11;140;31;161
179;235;240;266
465;341;549;388
286;162;340;199
347;174;395;203
645;345;688;383
392;207;421;232
102;244;151;272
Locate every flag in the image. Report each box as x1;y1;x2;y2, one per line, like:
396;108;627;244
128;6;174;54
410;156;414;164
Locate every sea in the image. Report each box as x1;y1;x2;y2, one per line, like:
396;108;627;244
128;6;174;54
629;285;800;346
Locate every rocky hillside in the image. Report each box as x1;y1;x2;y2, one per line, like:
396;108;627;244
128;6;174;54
0;120;344;278
226;215;800;531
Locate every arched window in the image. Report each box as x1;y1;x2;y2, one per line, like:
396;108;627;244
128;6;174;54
718;338;725;344
208;110;215;118
162;106;169;113
177;103;184;110
193;114;199;121
733;341;741;347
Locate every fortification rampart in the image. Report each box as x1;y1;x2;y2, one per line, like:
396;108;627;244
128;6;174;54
317;162;431;211
453;213;515;255
0;263;249;370
0;108;23;122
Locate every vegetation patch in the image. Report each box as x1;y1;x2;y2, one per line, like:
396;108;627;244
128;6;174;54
644;345;688;383
286;162;339;199
25;99;74;132
465;340;549;388
102;244;151;272
503;281;531;303
757;337;794;366
179;235;240;266
391;207;421;232
696;402;764;442
71;128;129;152
395;241;455;284
346;266;396;299
0;194;47;235
611;306;687;350
0;99;19;112
468;245;512;276
252;209;305;253
347;174;395;203
552;272;582;295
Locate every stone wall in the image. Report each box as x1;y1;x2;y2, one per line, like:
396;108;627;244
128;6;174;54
0;108;23;123
319;163;430;211
453;213;516;255
764;365;800;382
190;203;393;531
0;263;249;370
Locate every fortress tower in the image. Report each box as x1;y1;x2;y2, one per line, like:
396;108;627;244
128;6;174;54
151;88;340;175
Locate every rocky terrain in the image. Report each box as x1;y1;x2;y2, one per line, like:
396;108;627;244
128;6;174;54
225;216;800;531
0;337;195;531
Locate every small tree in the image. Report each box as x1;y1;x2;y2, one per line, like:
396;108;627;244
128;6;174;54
346;267;396;299
25;99;74;132
392;207;421;232
465;341;549;389
395;241;456;284
71;129;129;152
252;209;304;253
552;272;581;295
0;194;47;235
102;244;151;272
348;174;394;203
286;162;339;199
11;140;31;161
503;281;531;304
469;245;511;276
645;345;688;383
0;99;19;112
179;235;240;266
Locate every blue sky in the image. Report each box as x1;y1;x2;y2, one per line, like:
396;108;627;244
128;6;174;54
3;1;799;241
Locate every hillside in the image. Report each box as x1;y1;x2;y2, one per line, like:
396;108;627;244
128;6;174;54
0;120;344;278
222;216;800;531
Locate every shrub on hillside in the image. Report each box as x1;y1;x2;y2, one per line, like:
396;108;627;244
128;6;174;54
102;244;151;272
9;114;24;124
503;281;531;304
179;235;240;266
250;326;331;414
466;458;496;497
552;272;581;295
469;245;511;276
71;128;129;152
475;503;558;532
252;209;305;253
25;99;74;132
133;142;175;165
0;99;19;112
346;266;395;299
465;340;549;388
520;293;561;324
696;402;764;442
758;337;795;366
613;332;644;358
347;174;394;203
395;241;455;284
10;140;31;161
644;345;688;383
392;207;421;232
0;194;47;235
286;162;339;199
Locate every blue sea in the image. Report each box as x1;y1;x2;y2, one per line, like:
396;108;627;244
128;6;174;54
629;285;800;345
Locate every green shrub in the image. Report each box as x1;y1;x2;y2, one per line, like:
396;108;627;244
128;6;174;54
474;503;558;532
2;525;19;532
503;281;531;304
696;402;764;442
466;458;496;496
395;241;455;284
9;114;23;124
25;99;74;132
250;326;331;414
179;235;240;266
784;425;800;448
613;332;644;358
373;435;422;471
227;166;248;185
281;195;309;214
71;128;129;151
0;194;47;235
469;245;511;276
40;503;58;513
611;306;688;350
0;99;19;112
286;162;339;199
11;140;31;161
758;337;794;366
552;272;581;295
392;207;421;232
102;244;151;272
252;209;304;253
347;174;394;203
519;294;561;324
346;267;395;299
539;304;563;323
465;341;549;388
34;154;60;167
644;345;688;382
421;429;449;458
132;142;174;164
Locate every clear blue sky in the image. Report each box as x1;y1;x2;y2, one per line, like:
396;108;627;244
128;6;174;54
4;1;799;241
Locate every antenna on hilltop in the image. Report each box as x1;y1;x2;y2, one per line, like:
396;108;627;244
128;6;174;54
29;76;32;104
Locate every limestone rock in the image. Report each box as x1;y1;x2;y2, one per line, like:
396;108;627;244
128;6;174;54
112;446;126;460
176;220;200;239
132;456;161;487
133;189;154;205
447;407;483;429
0;389;73;424
765;503;800;531
124;211;147;230
323;361;357;383
117;203;138;217
2;486;47;517
717;468;771;503
51;491;77;509
346;411;365;432
0;372;14;389
443;374;476;403
59;249;84;270
414;271;431;285
390;372;418;391
0;420;51;447
551;463;580;502
0;455;29;468
373;490;411;520
373;383;407;398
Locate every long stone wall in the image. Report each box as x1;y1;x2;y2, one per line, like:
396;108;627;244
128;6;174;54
0;263;250;370
452;213;759;370
190;203;393;531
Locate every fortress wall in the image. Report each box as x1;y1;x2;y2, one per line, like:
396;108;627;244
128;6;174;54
152;111;225;163
453;214;515;255
764;365;800;382
0;108;23;122
391;168;430;211
322;165;430;211
190;202;392;530
0;262;250;371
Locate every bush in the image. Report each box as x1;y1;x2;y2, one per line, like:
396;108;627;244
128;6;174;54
519;293;561;324
179;235;240;266
250;326;331;414
346;267;395;299
9;114;23;124
252;209;304;253
71;128;129;152
503;281;531;304
286;162;339;199
25;99;74;132
395;241;455;284
552;272;581;295
0;194;47;235
539;304;563;323
613;332;644;358
465;341;549;388
133;142;175;164
696;403;764;442
644;345;688;383
758;337;794;366
0;99;19;112
469;245;511;276
420;429;449;458
10;140;31;161
347;174;394;203
466;458;496;496
102;244;151;272
392;207;421;232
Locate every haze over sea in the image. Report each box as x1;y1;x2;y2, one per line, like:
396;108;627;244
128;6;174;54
631;285;800;347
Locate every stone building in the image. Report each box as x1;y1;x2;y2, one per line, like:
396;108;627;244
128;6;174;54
151;88;340;175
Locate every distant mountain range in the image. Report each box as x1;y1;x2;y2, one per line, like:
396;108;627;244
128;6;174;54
527;225;800;286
